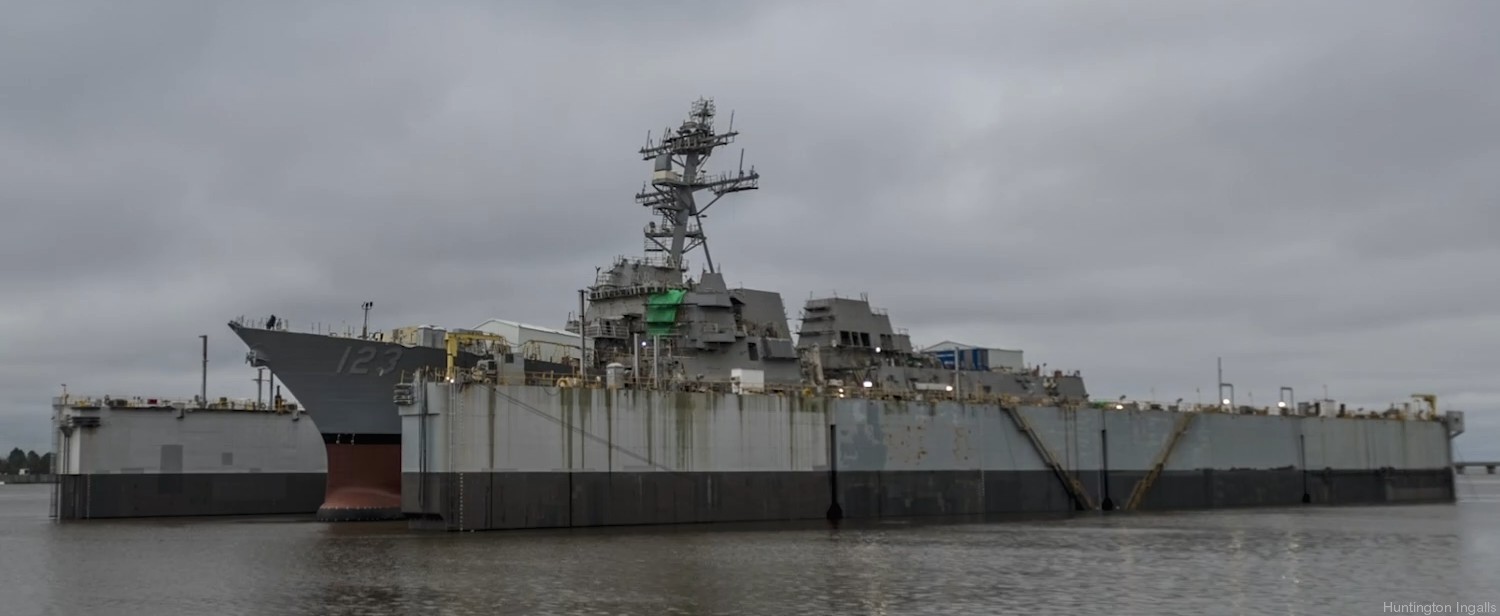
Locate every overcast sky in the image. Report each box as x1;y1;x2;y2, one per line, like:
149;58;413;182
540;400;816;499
3;1;1496;460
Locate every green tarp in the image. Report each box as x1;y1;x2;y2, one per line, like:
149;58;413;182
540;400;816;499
645;289;686;336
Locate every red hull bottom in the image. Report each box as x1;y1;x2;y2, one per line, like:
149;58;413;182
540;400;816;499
317;442;403;522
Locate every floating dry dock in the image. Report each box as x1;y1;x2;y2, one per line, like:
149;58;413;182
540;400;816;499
50;394;326;519
386;97;1460;531
400;380;1462;532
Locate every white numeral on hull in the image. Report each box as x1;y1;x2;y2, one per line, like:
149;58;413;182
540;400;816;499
335;345;403;375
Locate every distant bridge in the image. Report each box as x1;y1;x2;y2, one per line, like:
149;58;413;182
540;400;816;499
1454;462;1499;475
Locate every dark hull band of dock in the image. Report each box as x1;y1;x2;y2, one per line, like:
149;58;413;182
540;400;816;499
403;468;1454;531
55;473;325;519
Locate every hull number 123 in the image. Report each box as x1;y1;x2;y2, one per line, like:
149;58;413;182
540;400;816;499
336;345;403;376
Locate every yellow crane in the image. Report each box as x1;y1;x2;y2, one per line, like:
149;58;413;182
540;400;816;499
444;330;510;382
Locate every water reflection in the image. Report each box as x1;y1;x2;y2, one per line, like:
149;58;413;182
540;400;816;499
1;479;1497;615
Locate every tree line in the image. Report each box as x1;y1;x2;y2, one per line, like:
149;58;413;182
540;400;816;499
1;448;53;475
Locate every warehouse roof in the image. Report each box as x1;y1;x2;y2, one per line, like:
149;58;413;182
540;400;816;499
920;340;1024;353
473;318;578;339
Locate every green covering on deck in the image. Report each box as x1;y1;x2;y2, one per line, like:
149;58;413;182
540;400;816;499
645;289;686;336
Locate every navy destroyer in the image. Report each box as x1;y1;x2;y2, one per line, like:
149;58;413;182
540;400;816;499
396;99;1462;531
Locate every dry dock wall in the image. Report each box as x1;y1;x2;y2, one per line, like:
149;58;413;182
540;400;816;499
400;384;1454;531
0;474;57;484
54;408;327;519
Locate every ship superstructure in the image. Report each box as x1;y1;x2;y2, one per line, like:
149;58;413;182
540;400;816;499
558;98;1088;407
568;98;802;389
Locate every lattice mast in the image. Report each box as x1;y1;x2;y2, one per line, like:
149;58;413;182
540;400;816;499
636;97;759;282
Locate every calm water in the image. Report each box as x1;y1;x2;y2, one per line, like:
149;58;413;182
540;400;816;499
2;478;1498;616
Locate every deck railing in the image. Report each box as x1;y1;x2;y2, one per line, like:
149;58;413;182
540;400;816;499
391;370;1446;421
53;394;299;413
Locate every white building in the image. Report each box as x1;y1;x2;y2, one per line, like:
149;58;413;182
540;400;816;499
473;318;588;364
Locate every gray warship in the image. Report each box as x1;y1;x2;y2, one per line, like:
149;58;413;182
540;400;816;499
395;98;1460;531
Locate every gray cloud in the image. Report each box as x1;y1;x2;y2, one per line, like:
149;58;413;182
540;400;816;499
2;1;1497;460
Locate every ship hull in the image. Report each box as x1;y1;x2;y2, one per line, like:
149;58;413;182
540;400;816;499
225;321;574;521
227;322;468;520
318;438;403;521
227;322;452;437
52;400;327;520
400;383;1456;531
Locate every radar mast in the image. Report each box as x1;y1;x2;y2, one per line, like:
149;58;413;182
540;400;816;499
636;97;759;280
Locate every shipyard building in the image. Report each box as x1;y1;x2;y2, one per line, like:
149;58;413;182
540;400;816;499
921;341;1025;372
